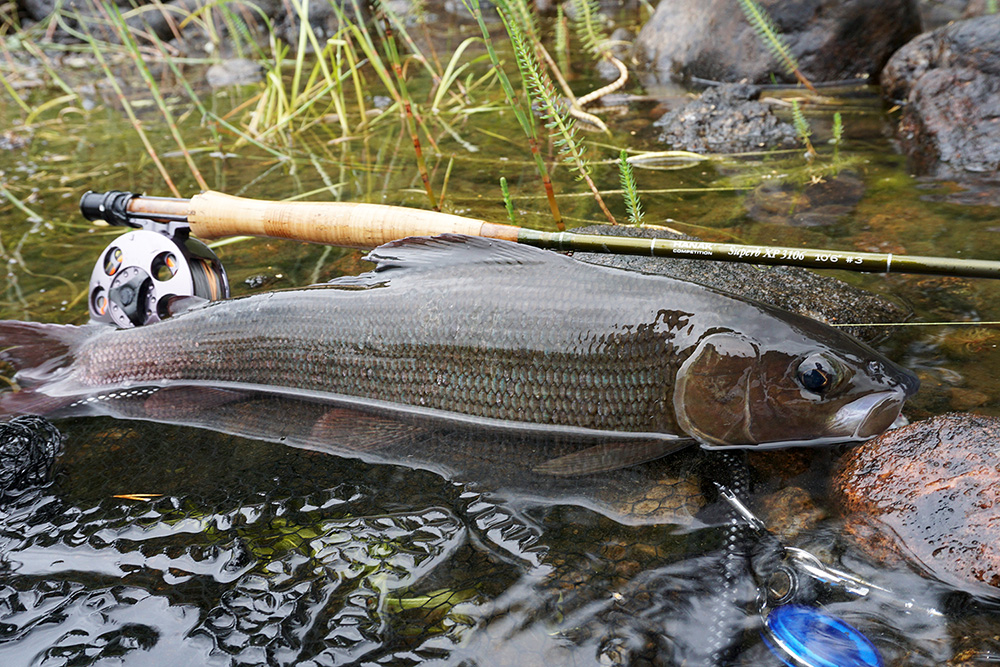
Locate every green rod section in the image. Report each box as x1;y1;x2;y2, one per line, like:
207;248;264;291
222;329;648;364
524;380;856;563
518;229;1000;280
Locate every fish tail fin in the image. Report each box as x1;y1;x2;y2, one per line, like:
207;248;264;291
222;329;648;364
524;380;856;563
0;321;91;417
0;321;84;375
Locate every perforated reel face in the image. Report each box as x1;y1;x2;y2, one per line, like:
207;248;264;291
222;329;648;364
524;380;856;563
88;230;229;328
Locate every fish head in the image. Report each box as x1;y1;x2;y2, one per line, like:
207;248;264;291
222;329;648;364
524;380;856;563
673;330;919;448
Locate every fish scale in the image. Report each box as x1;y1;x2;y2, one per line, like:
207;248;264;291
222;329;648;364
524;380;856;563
77;282;688;434
0;235;918;453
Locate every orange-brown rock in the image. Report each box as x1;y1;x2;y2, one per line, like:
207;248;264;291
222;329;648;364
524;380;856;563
834;413;1000;593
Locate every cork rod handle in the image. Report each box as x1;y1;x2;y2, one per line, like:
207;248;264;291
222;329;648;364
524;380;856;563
186;191;520;248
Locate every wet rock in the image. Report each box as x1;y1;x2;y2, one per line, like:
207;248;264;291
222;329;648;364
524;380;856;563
572;224;910;344
653;83;798;154
833;413;1000;594
206;58;263;88
881;14;1000;177
917;0;968;29
0;130;30;152
18;0;231;45
0;415;62;496
634;0;920;87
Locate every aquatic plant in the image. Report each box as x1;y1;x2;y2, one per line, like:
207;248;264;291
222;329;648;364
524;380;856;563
555;6;570;75
618;150;644;226
569;0;610;60
500;3;617;224
464;0;564;229
736;0;817;92
790;100;816;158
500;177;517;224
831;112;843;146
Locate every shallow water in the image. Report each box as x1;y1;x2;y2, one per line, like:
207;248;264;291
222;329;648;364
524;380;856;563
2;12;1000;666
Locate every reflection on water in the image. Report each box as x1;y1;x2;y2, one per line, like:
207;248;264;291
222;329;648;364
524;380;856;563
0;412;996;665
2;19;1000;666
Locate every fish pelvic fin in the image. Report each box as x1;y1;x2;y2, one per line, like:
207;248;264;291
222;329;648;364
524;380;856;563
533;438;694;476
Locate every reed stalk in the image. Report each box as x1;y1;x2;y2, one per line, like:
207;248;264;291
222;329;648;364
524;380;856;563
103;4;208;189
379;14;438;210
82;23;181;196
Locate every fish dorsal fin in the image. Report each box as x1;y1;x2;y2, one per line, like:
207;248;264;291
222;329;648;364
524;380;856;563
162;295;211;317
363;234;567;273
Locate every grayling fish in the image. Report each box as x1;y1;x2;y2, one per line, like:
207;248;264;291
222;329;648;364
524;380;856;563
0;235;917;472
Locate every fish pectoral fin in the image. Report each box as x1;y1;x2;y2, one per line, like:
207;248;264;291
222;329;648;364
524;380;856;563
533;438;694;476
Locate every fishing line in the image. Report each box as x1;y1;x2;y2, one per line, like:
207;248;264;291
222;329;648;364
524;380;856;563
832;321;1000;327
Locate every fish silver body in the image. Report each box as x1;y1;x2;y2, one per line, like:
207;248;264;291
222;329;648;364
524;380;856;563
0;235;918;451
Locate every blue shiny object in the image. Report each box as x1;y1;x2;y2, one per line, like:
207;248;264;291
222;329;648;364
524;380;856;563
762;604;882;667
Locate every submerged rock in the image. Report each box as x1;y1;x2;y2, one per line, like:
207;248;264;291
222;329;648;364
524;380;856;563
572;224;909;344
653;84;798;154
745;169;866;227
833;413;1000;594
634;0;920;86
881;14;1000;177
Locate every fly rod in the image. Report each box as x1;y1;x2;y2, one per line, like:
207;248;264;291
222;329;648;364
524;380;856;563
80;190;1000;280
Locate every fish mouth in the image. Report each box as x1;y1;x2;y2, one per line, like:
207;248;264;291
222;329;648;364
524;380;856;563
836;389;909;440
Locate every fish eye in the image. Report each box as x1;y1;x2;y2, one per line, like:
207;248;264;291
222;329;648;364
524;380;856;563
796;354;840;395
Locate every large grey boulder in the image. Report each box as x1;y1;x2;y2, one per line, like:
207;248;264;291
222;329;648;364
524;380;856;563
634;0;921;86
881;13;1000;177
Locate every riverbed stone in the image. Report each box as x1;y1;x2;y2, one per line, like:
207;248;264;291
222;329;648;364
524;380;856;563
881;14;1000;177
206;58;264;88
834;413;1000;594
633;0;921;86
653;84;798;153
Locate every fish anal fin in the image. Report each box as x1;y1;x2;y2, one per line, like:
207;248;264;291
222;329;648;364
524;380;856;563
309;408;423;451
142;386;248;419
533;438;693;476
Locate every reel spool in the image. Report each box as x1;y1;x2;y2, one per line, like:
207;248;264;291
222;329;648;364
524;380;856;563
88;230;229;328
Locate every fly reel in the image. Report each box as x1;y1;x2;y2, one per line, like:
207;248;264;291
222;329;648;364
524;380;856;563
82;191;229;328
